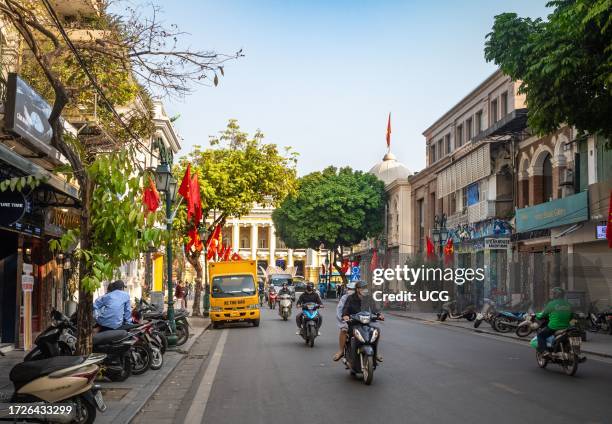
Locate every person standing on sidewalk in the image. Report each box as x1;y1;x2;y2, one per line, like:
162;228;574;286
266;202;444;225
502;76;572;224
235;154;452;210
175;281;187;309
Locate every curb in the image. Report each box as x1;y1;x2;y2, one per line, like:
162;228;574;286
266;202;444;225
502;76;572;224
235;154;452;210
114;320;211;424
388;312;612;360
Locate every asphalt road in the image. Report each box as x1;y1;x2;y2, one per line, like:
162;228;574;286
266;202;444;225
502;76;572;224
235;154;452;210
200;301;612;424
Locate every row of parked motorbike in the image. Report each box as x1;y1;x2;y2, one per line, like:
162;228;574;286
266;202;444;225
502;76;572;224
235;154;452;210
0;298;190;424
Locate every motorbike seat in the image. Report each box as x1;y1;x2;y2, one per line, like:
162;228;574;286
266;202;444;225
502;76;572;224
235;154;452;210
554;329;568;336
10;356;85;387
93;329;129;345
118;324;142;331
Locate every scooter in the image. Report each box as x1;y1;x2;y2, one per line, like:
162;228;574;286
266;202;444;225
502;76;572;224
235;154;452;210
530;325;586;376
437;301;476;322
342;311;383;385
25;310;136;382
473;298;497;328
298;302;320;347
0;354;107;424
133;298;191;346
516;312;540;337
586;300;612;334
268;290;278;310
278;294;292;321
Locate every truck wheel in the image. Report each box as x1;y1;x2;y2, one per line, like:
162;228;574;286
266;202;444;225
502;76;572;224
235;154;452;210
252;319;260;327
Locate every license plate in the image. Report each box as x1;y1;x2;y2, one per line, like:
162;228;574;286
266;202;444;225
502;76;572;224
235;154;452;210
94;390;107;412
569;337;581;347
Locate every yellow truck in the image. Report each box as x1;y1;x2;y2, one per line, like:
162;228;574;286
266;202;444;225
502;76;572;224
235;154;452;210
209;260;260;328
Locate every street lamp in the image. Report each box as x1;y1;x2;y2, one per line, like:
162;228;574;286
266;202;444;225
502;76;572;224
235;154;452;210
154;161;178;346
198;226;210;317
431;214;448;256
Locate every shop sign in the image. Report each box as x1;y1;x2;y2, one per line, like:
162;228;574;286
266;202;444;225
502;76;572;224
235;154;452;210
22;262;34;292
5;73;53;146
516;191;588;233
596;225;607;240
484;238;510;249
0;190;26;227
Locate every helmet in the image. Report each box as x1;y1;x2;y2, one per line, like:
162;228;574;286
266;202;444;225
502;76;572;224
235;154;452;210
306;282;314;292
355;280;368;289
551;287;565;298
282;282;288;288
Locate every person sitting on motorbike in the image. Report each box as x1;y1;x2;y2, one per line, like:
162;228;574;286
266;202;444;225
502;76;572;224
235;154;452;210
342;280;384;362
94;280;132;331
278;282;291;297
295;282;323;335
333;281;356;361
536;287;573;358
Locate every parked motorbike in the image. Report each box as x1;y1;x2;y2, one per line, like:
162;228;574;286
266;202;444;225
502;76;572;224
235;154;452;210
298;302;320;347
437;301;476;322
24;310;136;382
278;294;292;321
117;322;163;371
586;300;612;334
516;313;540;337
342;311;383;385
133;298;190;346
530;326;586;376
473;298;497;328
0;354;107;424
268;290;278;310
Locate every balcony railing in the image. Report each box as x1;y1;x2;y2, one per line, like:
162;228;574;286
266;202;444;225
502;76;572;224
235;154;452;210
467;200;496;223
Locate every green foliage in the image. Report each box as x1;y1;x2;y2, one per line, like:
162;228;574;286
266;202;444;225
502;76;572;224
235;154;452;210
484;0;612;140
0;174;45;192
272;166;386;251
174;119;298;237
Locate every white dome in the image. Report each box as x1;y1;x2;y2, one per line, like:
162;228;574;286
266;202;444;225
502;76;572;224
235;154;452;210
369;151;411;186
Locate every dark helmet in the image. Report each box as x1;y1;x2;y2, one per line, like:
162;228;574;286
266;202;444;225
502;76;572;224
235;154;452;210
355;281;368;290
551;287;565;299
306;282;314;292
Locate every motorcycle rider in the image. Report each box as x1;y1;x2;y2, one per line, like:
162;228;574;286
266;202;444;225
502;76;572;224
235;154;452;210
278;282;291;297
258;279;265;305
333;281;356;361
342;280;384;362
536;287;573;358
94;280;132;331
295;282;323;335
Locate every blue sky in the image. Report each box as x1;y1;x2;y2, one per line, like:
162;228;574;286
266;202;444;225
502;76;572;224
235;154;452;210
158;1;550;175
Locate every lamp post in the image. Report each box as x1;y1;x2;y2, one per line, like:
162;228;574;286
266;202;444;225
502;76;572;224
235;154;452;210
154;161;178;346
199;226;210;317
431;214;448;257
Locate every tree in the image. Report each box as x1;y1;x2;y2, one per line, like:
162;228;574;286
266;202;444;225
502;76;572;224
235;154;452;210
175;120;297;315
272;167;386;284
484;0;612;141
0;0;240;353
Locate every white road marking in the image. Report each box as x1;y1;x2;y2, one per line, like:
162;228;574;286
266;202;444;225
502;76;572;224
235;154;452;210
491;382;521;395
184;329;228;424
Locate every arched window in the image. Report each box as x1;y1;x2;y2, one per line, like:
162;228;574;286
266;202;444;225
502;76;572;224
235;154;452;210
542;153;553;202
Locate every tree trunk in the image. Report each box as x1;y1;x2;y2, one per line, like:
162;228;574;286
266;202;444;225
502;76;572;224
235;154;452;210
76;178;94;355
186;250;203;316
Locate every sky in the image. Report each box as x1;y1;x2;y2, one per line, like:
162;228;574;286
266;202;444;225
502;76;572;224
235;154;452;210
154;0;551;176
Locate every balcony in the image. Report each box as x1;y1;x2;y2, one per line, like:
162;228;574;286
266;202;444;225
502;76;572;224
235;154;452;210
467;200;496;223
50;0;100;17
447;211;468;229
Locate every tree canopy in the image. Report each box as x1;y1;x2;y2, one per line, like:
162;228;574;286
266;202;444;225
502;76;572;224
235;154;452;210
484;0;612;140
272;166;385;279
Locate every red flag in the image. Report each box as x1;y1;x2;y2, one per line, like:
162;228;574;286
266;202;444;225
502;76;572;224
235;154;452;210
426;236;436;258
444;238;454;265
142;177;160;214
223;245;231;261
606;190;612;248
386;113;391;148
370;250;378;272
186;227;203;252
206;225;221;256
231;252;242;261
190;172;202;225
341;259;350;274
178;164;195;220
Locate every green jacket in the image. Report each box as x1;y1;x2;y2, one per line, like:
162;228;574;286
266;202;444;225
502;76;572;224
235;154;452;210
536;299;573;330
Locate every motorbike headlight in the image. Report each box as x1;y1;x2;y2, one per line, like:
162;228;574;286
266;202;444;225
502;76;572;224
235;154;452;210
371;329;379;343
353;329;365;343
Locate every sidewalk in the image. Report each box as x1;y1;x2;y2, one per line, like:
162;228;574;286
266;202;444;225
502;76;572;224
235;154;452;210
0;315;210;423
387;310;612;359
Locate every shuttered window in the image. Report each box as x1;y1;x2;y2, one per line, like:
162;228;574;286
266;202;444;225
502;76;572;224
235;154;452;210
437;144;490;199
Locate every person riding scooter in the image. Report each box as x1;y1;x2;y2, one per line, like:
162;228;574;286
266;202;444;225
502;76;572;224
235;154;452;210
333;281;356;361
295;282;323;335
536;287;573;358
93;280;132;331
342;280;384;362
278;282;291;297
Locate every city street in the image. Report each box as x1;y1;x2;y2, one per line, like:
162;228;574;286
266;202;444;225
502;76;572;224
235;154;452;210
150;302;612;424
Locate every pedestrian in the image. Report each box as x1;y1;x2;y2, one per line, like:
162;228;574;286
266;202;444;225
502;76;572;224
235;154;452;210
175;280;186;309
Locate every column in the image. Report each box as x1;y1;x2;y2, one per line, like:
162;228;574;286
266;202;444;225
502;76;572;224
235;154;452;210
232;222;240;253
287;248;294;267
268;225;276;267
250;224;258;260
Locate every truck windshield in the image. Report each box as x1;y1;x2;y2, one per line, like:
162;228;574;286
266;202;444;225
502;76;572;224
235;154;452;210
270;276;293;286
212;275;256;298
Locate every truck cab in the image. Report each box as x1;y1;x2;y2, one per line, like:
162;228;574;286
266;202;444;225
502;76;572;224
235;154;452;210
209;260;260;328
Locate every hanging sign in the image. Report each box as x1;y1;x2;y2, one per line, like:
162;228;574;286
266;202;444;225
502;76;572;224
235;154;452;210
22;262;34;292
0;190;26;227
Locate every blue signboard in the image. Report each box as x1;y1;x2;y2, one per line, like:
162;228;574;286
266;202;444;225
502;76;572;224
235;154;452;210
516;191;588;233
350;266;361;282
